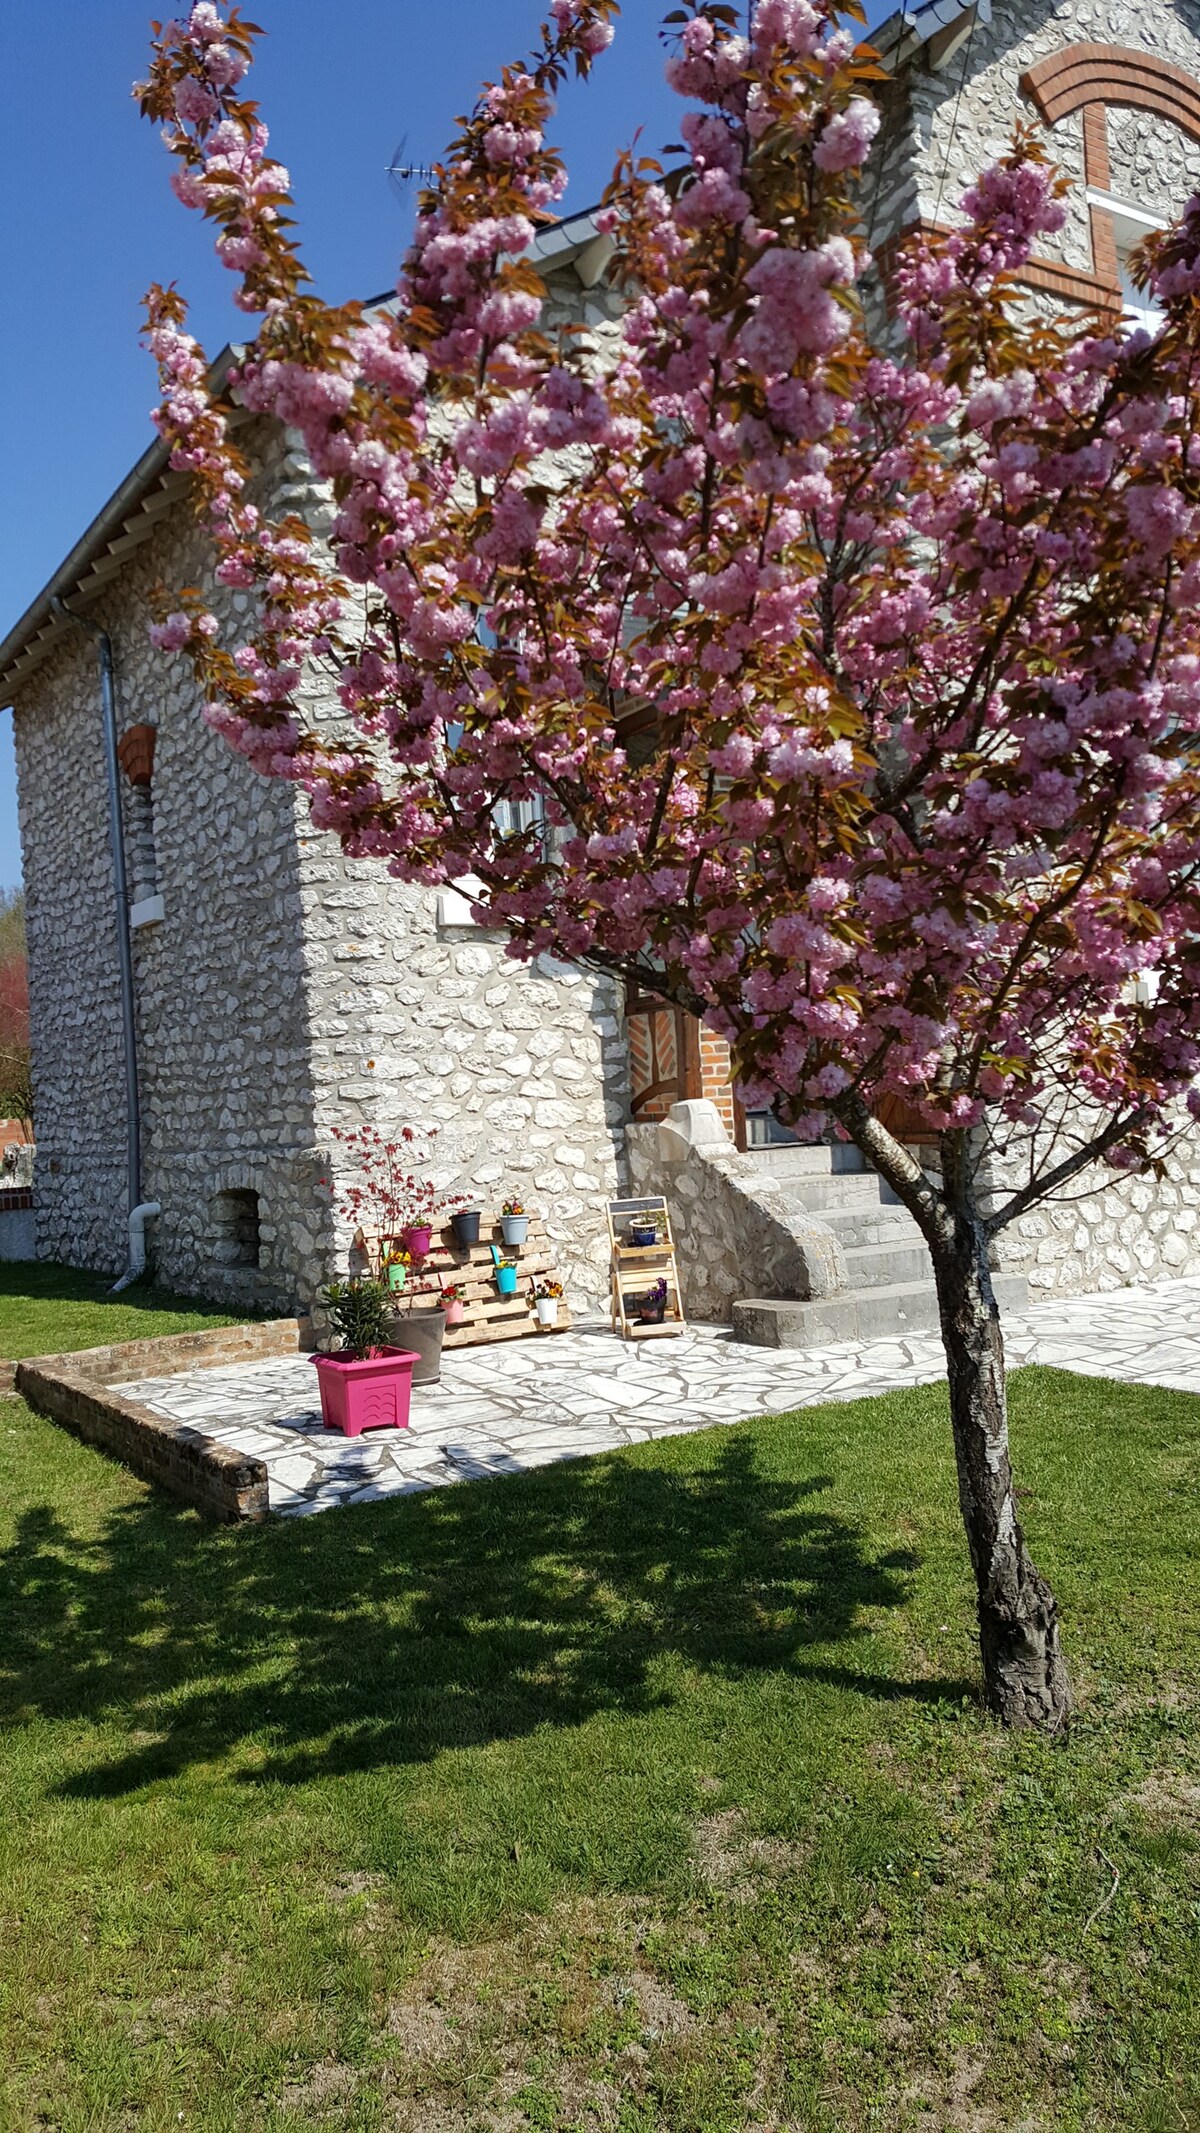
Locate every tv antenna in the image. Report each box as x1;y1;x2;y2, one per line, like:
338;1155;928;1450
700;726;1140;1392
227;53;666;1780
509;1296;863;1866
386;138;437;204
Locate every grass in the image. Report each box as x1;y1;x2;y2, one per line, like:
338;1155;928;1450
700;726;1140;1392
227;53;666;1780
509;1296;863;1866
0;1337;1197;2130
0;1259;245;1359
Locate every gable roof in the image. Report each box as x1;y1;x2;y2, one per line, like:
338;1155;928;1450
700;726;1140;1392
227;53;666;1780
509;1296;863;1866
873;0;993;74
0;211;607;710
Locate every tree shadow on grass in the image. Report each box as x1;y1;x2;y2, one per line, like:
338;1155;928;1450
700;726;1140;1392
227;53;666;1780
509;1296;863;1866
1;1431;968;1798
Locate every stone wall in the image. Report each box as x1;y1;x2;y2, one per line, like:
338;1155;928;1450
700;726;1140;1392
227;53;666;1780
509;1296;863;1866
13;424;329;1312
1106;101;1200;218
983;1103;1200;1296
294;849;628;1310
13;624;132;1277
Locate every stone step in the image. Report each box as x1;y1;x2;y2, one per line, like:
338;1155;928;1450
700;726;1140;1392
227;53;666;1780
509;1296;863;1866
841;1239;932;1290
731;1273;1029;1351
809;1203;925;1251
750;1143;870;1178
777;1172;899;1212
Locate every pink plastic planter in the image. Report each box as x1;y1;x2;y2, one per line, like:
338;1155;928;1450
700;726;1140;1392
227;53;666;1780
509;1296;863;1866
401;1224;433;1259
442;1298;465;1326
311;1346;418;1437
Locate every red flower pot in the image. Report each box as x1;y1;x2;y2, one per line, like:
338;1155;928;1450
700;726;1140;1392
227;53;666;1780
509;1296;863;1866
442;1298;465;1326
311;1346;417;1436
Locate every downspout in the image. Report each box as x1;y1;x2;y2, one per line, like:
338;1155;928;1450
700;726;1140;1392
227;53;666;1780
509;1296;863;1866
50;599;158;1288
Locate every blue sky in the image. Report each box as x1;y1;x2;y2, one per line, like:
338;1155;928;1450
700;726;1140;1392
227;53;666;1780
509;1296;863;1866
0;1;887;895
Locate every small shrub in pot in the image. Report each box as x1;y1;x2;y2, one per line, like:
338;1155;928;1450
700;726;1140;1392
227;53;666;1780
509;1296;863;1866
534;1278;562;1328
312;1280;417;1435
636;1277;668;1324
440;1281;466;1327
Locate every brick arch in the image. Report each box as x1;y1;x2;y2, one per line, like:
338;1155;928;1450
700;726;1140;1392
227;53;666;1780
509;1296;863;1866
1021;42;1200;139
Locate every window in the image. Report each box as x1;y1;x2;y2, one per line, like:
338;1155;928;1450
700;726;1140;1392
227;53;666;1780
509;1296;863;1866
1087;187;1166;332
116;721;162;925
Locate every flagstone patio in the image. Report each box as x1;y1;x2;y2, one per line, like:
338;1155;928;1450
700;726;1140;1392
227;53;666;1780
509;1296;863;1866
110;1275;1200;1519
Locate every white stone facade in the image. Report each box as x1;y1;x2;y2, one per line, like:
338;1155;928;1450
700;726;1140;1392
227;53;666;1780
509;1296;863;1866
870;0;1200;259
12;412;627;1315
983;1104;1200;1297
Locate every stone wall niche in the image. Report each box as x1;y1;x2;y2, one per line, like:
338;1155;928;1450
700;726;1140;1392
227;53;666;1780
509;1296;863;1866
210;1186;261;1268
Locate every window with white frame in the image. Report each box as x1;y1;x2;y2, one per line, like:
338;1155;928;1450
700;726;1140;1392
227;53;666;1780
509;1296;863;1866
1086;186;1166;332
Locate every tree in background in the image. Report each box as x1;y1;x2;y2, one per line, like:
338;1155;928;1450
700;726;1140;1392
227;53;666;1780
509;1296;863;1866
0;891;32;1138
138;0;1200;1731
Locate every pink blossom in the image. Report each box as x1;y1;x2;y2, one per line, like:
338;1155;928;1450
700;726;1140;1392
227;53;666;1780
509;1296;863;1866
1126;484;1195;558
203;43;248;88
813;98;880;173
149;612;192;651
174;73;217;127
751;0;821;58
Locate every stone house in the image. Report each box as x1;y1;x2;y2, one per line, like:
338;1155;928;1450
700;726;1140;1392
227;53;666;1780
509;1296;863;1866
4;0;1200;1333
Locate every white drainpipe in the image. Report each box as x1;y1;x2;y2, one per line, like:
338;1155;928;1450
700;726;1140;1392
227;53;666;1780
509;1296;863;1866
111;1201;162;1292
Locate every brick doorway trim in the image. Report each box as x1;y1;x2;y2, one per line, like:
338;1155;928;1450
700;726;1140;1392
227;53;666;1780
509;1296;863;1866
1020;44;1200;139
625;986;739;1137
1020;43;1200;309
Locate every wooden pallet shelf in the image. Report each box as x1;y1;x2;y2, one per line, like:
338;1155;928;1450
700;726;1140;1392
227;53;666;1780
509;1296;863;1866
353;1212;572;1349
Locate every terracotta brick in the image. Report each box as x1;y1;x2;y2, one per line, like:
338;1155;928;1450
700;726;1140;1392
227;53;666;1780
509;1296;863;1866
13;1315;312;1522
1022;44;1200;141
1082;102;1111;188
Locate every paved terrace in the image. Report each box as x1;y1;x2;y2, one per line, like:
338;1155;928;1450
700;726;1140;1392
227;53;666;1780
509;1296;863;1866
110;1277;1200;1518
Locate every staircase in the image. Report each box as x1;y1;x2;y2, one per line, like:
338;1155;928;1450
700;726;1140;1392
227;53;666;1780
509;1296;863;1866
732;1143;1028;1348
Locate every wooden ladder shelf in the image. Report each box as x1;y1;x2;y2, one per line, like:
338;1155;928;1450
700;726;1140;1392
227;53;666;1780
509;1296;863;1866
607;1196;686;1340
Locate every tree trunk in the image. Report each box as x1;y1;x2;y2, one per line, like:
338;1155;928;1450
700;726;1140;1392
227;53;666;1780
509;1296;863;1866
829;1100;1073;1733
931;1217;1072;1733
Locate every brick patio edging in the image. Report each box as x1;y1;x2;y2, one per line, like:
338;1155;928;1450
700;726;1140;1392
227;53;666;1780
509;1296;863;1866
10;1317;314;1522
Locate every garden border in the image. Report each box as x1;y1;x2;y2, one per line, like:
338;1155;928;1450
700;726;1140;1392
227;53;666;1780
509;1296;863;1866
8;1316;314;1522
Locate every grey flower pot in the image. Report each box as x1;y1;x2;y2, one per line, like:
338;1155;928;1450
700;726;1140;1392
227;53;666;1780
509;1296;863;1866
384;1305;445;1385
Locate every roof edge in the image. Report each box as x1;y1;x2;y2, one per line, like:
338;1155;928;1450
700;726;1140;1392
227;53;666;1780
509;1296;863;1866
0;346;237;710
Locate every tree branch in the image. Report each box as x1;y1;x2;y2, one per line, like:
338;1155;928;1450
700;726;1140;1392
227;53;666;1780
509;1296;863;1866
984;1103;1151;1237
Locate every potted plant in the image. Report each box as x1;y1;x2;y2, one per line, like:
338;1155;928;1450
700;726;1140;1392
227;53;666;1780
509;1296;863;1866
440;1281;466;1327
330;1121;465;1272
450;1207;481;1248
312;1280;418;1436
533;1278;562;1328
383;1273;447;1384
636;1277;668;1325
494;1254;520;1296
628;1213;660;1248
500;1197;530;1247
381;1245;409;1292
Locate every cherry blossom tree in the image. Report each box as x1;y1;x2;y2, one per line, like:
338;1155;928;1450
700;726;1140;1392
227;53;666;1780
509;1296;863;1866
137;0;1200;1732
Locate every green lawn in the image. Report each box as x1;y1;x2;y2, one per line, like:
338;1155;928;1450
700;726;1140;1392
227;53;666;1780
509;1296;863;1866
0;1259;244;1359
1;1348;1197;2131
